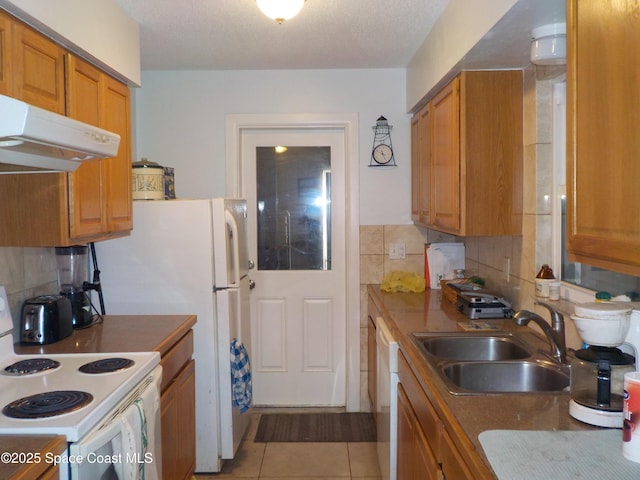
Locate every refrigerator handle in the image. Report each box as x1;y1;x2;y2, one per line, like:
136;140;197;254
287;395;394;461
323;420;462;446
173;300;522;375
225;209;242;288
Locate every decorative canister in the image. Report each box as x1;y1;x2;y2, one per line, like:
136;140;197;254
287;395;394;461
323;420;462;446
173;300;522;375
132;158;164;200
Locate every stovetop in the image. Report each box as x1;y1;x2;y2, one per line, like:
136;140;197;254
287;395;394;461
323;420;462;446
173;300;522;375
0;286;159;441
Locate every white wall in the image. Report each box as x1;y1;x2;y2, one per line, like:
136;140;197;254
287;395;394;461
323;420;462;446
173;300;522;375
133;69;412;225
406;0;517;110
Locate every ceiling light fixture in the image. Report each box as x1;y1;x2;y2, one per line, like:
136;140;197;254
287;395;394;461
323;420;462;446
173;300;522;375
530;23;566;66
256;0;305;24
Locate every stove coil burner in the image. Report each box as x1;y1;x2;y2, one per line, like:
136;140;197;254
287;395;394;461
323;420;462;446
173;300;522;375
3;391;93;418
79;357;135;374
3;358;61;376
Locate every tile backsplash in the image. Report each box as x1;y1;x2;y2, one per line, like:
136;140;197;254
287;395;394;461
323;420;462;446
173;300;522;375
0;247;58;337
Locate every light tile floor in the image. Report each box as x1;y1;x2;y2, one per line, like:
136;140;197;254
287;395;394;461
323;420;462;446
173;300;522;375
196;410;382;480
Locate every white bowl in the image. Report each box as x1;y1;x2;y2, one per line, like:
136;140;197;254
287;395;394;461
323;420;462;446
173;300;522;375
574;302;632;318
571;313;631;347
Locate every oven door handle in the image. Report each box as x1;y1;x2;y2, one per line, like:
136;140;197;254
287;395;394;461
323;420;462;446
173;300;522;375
69;417;126;478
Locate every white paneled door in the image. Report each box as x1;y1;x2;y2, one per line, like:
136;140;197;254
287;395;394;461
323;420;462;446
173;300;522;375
241;128;346;406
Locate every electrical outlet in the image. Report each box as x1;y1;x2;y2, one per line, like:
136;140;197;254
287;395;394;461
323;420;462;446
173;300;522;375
389;242;406;260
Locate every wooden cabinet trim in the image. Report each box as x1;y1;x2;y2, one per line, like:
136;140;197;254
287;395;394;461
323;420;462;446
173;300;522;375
0;11;12;95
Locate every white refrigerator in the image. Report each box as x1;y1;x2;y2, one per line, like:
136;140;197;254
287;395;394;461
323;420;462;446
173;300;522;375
94;198;253;473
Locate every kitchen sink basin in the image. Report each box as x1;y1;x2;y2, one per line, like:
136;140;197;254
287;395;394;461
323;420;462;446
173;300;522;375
410;333;534;361
441;361;570;394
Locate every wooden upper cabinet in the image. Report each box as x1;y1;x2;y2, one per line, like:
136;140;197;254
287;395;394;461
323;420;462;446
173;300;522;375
66;55;133;240
12;20;65;114
566;0;640;275
411;71;523;236
0;51;132;247
0;11;11;95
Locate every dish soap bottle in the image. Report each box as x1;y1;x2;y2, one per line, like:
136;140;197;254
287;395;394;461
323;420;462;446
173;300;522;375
535;264;555;298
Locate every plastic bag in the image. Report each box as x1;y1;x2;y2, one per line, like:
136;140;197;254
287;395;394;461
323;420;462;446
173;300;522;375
380;271;426;293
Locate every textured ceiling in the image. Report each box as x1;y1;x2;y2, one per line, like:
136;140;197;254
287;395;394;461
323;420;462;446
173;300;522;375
113;0;450;70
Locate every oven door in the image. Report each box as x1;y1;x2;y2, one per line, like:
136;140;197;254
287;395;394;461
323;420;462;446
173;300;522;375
64;366;162;480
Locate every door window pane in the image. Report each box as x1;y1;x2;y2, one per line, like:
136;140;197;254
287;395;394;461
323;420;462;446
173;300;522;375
256;146;331;270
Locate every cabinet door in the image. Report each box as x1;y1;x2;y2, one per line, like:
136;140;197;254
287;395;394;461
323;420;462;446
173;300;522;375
397;384;440;480
12;22;65;114
66;55;106;238
177;359;196;479
0;11;11;95
441;428;474;480
161;375;180;480
102;76;133;233
567;0;640;275
161;359;196;480
415;417;442;480
411;103;431;225
397;384;415;480
430;78;460;233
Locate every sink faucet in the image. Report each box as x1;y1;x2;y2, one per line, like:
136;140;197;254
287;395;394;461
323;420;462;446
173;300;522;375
513;301;567;364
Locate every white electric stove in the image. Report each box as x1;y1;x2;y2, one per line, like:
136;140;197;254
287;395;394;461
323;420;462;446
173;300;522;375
0;286;162;479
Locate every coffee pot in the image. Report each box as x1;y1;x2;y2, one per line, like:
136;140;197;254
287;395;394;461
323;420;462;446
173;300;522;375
569;303;640;427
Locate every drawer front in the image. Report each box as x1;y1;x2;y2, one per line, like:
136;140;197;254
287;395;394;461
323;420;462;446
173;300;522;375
160;329;194;392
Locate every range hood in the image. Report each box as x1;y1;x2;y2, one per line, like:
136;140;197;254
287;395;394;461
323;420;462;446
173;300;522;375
0;94;120;173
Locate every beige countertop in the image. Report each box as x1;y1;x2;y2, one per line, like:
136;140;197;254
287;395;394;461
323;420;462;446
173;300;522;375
368;285;601;478
15;314;196;356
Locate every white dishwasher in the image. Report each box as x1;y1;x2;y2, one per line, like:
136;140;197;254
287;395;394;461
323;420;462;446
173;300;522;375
375;316;399;480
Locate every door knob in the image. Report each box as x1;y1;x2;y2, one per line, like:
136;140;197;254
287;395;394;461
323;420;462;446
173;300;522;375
248;260;256;270
249;279;256;290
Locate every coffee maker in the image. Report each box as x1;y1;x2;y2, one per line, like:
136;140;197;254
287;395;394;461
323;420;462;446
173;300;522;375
55;246;93;328
569;303;640;428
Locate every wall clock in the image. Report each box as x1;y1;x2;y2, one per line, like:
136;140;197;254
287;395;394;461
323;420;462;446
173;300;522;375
370;116;396;166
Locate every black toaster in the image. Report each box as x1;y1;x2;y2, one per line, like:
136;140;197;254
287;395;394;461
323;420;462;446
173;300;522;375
20;295;73;344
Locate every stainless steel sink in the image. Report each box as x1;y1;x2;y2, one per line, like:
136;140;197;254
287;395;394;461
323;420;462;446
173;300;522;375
441;361;570;394
409;332;570;395
410;332;534;361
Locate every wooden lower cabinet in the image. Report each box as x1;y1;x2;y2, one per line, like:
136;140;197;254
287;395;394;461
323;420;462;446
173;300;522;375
441;427;474;480
398;351;478;480
160;331;196;480
397;384;441;480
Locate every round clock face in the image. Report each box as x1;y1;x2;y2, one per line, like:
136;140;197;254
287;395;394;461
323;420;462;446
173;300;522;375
373;143;393;164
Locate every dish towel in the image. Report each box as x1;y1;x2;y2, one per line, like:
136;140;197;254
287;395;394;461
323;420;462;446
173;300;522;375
230;338;252;412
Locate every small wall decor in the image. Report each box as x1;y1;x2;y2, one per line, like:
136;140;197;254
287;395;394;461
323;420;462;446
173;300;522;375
370;116;396;167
